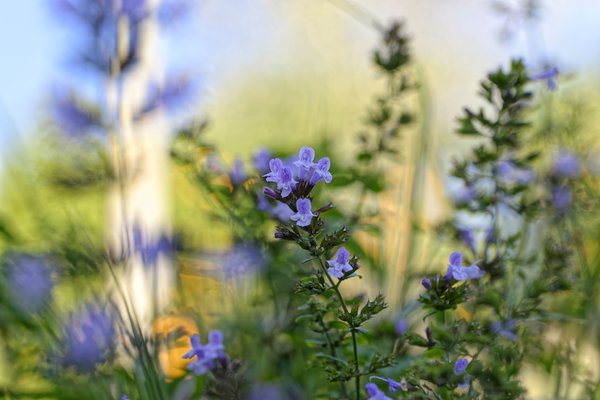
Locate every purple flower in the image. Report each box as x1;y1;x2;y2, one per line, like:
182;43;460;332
395;319;409;335
370;376;405;393
293;146;316;180
365;382;392;400
138;74;198;118
121;396;129;400
551;185;572;215
552;150;581;179
327;247;353;279
309;157;333;185
421;277;432;290
132;226;173;269
290;198;316;227
62;303;115;372
51;88;101;137
263;186;278;200
277;166;297;198
220;243;266;279
253;148;272;175
491;320;518;341
496;160;535;185
446;251;484;281
182;330;228;376
454;358;469;375
264;158;284;183
4;253;55;314
270;201;294;222
529;66;559;90
229;158;247;186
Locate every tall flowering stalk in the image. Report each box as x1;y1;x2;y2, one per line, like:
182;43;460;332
262;146;396;399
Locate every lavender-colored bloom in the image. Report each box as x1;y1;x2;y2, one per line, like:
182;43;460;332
264;158;284;183
551;185;572;215
491;320;518;342
421;277;432;290
290;198;316;227
132;226;173;269
395;319;409;335
277;166;297;198
309;157;333;185
326;247;353;279
365;382;392;400
446;251;484;281
220;243;266;279
182;330;227;375
62;303;115;371
253;148;272;175
4;253;55;314
51;89;101;137
529;66;559;91
454;358;469;375
121;396;129;400
270;201;294;222
552;150;581;179
496;160;535;185
138;75;198;118
293;146;316;180
370;376;404;393
229;158;247;186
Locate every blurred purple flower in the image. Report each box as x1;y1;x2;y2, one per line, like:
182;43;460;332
182;330;228;375
326;247;352;279
454;358;469;375
491;319;518;341
220;243;266;279
552;150;581;179
229;158;247;187
253;148;272;175
370;376;404;393
394;318;409;335
551;185;572;215
365;382;392;400
51;89;102;137
132;226;173;269
529;66;559;90
290;198;315;227
4;253;55;314
270;201;294;222
496;160;535;185
446;251;484;281
62;302;115;372
138;75;198;118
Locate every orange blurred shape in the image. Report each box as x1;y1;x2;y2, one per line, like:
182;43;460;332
456;304;473;321
152;315;199;380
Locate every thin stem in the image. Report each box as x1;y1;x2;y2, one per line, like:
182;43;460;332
316;255;360;400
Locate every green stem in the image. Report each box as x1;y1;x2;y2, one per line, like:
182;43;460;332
316;255;360;400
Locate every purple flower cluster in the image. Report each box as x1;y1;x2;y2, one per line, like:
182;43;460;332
262;146;333;229
182;331;228;375
62;303;115;372
4;253;55;314
547;149;582;216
